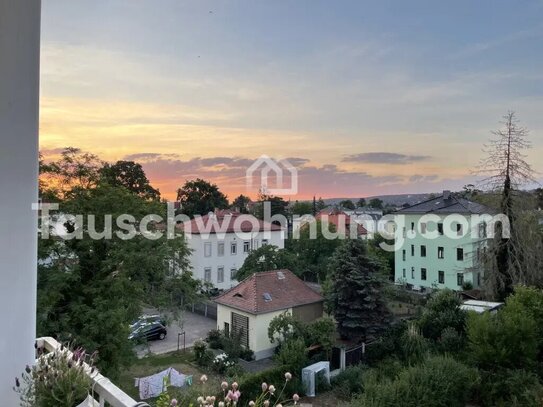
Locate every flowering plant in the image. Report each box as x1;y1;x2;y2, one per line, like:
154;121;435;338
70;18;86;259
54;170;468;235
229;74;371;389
14;342;98;407
212;352;236;373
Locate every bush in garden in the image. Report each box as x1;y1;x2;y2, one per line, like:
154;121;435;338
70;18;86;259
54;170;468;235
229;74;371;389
238;365;304;404
353;356;479;407
206;329;223;349
399;323;431;365
417;289;466;340
193;339;214;367
303;316;337;352
466;308;538;370
436;326;465;355
477;369;543;407
331;365;366;400
363;320;407;366
212;352;236;374
275;338;308;374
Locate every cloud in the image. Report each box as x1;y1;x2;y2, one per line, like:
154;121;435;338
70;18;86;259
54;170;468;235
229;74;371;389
409;174;439;182
342;152;431;164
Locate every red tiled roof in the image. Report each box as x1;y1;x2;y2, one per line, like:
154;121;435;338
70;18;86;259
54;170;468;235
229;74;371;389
214;269;324;314
178;211;283;234
315;210;368;235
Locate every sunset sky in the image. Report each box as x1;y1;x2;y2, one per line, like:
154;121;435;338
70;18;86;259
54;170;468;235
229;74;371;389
40;1;543;200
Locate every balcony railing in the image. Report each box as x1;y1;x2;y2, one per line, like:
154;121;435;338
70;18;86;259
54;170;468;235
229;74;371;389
36;337;150;407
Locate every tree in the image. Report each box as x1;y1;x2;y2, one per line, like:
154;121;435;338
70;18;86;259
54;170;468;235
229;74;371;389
417;289;466;341
235;245;299;281
368;198;384;209
477;111;536;300
176;178;229;217
315;197;326;212
287;220;341;281
100;160;160;201
339;199;355;210
252;193;289;221
356;198;366;208
291;200;313;216
231;194;251;213
326;239;391;340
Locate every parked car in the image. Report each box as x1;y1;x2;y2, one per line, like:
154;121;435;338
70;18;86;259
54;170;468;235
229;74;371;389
130;314;167;330
128;322;167;342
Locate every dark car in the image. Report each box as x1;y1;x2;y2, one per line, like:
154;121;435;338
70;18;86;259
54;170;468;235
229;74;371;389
130;314;167;330
128;322;167;342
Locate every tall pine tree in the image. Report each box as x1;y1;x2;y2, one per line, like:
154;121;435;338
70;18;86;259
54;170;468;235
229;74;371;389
327;239;391;341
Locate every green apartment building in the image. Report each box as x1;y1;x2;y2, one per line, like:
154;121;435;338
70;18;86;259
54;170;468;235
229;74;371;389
394;191;492;291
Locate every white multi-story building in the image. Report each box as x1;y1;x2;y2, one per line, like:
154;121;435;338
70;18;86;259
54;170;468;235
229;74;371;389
181;210;285;290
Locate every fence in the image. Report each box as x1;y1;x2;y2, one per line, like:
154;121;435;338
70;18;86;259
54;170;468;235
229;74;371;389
188;300;217;320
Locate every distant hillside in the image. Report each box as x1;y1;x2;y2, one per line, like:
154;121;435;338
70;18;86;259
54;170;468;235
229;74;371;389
323;193;435;207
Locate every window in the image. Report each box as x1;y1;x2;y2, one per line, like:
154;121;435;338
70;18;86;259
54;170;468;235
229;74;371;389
402;249;406;261
437;223;444;235
218;242;225;256
204;267;211;282
402;268;406;278
421;268;427;281
437;247;444;259
411;267;414;279
230;268;237;280
411;245;415;256
456;223;463;236
457;248;464;261
402;227;406;238
243;241;250;253
438;270;444;284
421;222;427;234
204;242;212;257
231;242;237;255
457;273;464;286
420;245;426;257
231;312;249;348
217;266;224;283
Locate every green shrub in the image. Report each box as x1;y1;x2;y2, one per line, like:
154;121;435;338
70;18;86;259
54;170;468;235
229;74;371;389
237;365;304;404
364;321;407;366
417;289;466;340
275;338;308;373
331;365;366;399
353;356;479;407
206;329;223;349
436;327;465;355
400;324;431;365
193;339;214;367
478;369;543;407
467;309;538;370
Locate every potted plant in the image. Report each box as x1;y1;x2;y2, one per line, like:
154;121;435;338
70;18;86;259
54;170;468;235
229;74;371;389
14;342;98;407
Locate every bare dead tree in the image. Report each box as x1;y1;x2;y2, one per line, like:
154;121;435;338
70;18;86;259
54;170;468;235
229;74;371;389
477;111;538;300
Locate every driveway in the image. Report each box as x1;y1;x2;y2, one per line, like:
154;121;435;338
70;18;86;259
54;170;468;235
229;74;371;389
135;310;216;357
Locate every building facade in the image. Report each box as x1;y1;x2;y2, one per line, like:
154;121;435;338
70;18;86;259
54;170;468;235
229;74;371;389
394;191;491;291
182;211;285;290
214;270;324;360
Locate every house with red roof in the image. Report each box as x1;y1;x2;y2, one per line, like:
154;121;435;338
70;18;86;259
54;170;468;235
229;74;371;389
315;208;368;238
214;269;324;360
179;210;285;290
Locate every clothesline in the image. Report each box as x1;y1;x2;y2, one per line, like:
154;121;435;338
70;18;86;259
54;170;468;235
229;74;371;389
135;367;193;400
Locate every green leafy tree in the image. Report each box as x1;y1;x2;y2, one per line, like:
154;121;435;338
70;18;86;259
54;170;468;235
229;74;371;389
356;198;366;208
287;220;341;281
100;160;160;201
326;239;392;341
268;312;304;344
339;199;355;210
176;178;229;217
368;198;384;209
231;194;251;213
235;245;299;281
417;289;466;341
290;200;313;215
252;193;289;221
315;197;326;212
304;317;336;353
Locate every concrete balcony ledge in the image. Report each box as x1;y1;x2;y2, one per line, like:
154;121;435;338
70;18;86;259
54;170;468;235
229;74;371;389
36;337;149;407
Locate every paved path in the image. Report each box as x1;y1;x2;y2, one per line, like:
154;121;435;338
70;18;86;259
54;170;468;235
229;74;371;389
135;311;216;357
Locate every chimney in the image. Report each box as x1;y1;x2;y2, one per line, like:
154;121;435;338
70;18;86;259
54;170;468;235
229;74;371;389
443;190;451;200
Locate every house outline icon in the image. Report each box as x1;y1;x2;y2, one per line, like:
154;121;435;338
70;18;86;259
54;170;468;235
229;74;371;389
246;155;298;196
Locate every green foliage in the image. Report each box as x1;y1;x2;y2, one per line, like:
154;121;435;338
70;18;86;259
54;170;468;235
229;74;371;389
363;322;408;366
175;178;229;217
466;308;538;370
231;194;251;213
477;369;543;407
304;317;337;352
291;200;313;215
326;239;392;340
236;245;300;281
275;338;308;373
252;193;289;220
268;313;304;344
287;220;342;281
353;356;479;407
331;365;366;400
206;329;223;349
357;198;366;207
400;324;431;365
505;286;543;350
193;340;214;367
100;160;160;201
368;198;383;209
237;365;303;405
339;199;356;210
436;327;465;355
417;289;466;340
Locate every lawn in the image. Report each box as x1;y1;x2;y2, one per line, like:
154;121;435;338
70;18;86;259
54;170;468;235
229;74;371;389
117;350;224;403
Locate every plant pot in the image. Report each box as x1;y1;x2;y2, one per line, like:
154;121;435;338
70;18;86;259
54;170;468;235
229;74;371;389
76;394;97;407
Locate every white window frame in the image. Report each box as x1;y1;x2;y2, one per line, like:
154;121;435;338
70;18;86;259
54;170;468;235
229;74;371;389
218;242;225;257
217;266;224;283
231;242;237;255
204;267;212;282
204;242;212;257
243;241;250;253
